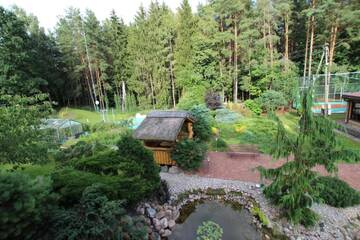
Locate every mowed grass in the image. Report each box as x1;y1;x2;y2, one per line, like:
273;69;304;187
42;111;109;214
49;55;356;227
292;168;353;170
57;107;148;125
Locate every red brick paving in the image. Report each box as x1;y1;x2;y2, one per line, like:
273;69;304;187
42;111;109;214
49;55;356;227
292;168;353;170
196;152;360;190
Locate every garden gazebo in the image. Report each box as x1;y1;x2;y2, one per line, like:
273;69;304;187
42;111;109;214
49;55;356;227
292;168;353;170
343;92;360;126
133;110;195;165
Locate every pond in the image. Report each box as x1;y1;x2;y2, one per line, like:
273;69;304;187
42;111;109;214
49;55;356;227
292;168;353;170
170;200;262;240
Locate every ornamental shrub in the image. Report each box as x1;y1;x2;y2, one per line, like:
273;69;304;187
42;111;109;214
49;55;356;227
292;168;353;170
53;184;147;240
172;139;207;170
196;221;223;240
51;167;150;206
244;99;261;115
210;137;228;151
313;176;360;207
189;105;212;142
0;171;58;240
205;91;223;110
257;90;287;112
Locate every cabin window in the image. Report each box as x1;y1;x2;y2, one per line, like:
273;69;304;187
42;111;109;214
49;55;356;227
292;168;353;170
351;102;360;122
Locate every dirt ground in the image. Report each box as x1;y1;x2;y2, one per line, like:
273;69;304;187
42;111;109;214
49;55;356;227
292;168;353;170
196;151;360;190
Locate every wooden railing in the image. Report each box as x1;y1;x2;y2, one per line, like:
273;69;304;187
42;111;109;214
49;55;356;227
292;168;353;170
146;147;176;165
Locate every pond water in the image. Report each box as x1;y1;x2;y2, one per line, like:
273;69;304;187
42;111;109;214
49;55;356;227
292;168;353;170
170;201;262;240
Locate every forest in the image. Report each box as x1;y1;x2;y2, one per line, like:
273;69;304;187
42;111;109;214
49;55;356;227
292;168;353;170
1;0;359;110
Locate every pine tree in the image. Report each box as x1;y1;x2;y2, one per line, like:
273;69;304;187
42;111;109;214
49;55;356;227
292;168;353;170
258;89;359;226
174;0;199;94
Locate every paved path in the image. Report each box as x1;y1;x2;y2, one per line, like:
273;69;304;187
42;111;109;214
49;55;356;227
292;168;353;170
196;152;360;190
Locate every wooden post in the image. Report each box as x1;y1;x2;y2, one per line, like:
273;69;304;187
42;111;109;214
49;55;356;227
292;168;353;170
188;122;193;139
345;101;352;123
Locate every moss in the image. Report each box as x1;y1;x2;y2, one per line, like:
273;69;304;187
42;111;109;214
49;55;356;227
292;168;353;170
176;199;204;224
223;200;243;211
250;206;270;227
205;188;226;196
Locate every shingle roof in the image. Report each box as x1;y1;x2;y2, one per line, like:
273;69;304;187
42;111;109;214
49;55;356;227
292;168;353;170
133;110;194;141
343;92;360;101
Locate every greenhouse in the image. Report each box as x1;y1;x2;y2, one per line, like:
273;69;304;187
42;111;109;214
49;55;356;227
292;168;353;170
41;119;84;143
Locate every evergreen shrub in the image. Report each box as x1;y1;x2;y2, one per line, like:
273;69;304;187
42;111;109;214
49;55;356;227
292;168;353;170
210;137;228;151
244;99;262;115
172;139;207;170
257;90;287;112
313;176;360;207
214;108;242;123
53;184;147;240
0;171;58;240
189;104;212;142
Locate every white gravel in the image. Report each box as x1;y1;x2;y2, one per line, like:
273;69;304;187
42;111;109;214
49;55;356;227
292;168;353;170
161;172;360;240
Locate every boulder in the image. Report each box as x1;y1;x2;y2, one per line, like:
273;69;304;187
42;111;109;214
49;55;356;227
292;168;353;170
160;217;168;229
168;219;176;229
146;207;156;218
156;210;166;219
162;229;172;237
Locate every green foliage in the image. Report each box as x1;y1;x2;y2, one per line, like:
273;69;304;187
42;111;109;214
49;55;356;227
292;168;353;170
54;141;108;164
257;90;287;112
214;108;242;123
53;133;160;206
313;176;360;208
196;221;223;240
177;85;207;110
53;184;147;240
189;104;212;141
258;90;359;226
210;137;228;151
250;206;270;227
0;94;54;164
172;139;207;170
244;99;262;115
0;171;58;240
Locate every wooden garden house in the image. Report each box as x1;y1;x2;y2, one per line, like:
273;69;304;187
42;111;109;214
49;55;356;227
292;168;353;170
343;92;360;126
133;110;195;165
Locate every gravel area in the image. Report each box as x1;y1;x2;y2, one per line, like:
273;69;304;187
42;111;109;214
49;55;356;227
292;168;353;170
161;172;360;240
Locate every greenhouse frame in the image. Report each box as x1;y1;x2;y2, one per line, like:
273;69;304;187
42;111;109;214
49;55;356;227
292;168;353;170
41;119;84;143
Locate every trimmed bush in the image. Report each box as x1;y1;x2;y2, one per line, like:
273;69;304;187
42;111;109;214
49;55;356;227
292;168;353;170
313;176;360;207
189;105;212;142
257;90;287;112
172;139;207;170
0;171;58;240
244;99;262;115
53;184;147;240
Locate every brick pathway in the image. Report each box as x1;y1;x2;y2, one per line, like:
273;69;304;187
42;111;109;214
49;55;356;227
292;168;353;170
196;152;360;190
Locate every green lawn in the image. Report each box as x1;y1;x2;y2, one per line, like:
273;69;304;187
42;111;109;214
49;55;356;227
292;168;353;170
57;107;148;125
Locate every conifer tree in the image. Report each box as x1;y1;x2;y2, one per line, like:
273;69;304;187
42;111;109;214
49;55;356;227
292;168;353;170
258;89;359;226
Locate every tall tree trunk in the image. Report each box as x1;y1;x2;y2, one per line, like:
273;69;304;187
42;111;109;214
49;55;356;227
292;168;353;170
233;16;238;103
308;0;316;78
284;13;289;69
303;20;310;81
328;22;338;87
169;39;176;108
121;80;126;111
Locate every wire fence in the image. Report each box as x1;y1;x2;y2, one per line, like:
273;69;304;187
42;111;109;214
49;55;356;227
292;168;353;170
297;72;360;113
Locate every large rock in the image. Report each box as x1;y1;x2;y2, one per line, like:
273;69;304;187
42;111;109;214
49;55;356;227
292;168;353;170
162;229;172;237
168;219;176;229
156;210;166;219
160;217;168;229
146;207;156;218
165;209;172;219
153;218;161;231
